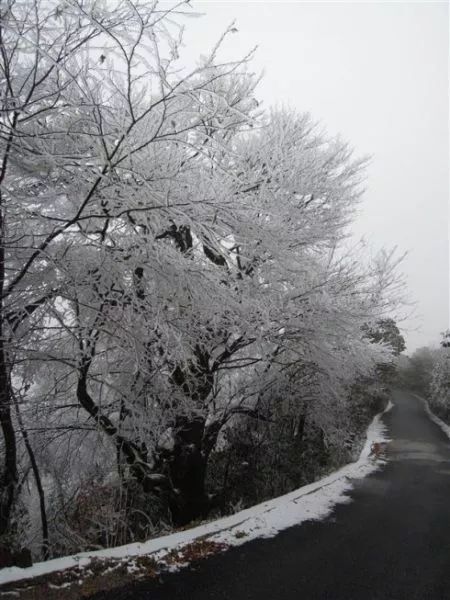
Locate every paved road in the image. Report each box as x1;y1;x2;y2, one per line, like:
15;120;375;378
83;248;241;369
92;390;450;600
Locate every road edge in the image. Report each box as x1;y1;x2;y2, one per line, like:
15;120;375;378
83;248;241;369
412;393;450;440
0;399;393;588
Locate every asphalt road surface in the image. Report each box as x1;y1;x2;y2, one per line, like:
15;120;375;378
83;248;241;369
91;390;450;600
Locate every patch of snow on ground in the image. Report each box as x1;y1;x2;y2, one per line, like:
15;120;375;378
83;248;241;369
0;401;393;586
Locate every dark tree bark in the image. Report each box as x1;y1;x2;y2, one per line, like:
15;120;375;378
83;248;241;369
165;344;215;525
76;364;173;498
0;201;17;538
167;416;209;526
12;392;49;560
0;351;16;538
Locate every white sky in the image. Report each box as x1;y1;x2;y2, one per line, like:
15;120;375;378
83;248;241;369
180;0;449;352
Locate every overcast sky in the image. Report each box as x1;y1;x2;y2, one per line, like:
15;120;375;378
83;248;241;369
181;0;449;352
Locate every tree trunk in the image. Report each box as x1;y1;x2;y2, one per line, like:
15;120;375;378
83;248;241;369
168;416;210;526
77;365;174;498
166;346;217;526
0;359;16;538
13;393;49;560
0;241;17;538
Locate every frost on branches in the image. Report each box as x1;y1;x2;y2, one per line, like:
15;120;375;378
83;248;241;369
0;0;404;561
429;331;450;421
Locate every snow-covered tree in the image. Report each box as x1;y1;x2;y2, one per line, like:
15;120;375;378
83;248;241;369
429;331;450;420
0;0;406;557
0;0;260;544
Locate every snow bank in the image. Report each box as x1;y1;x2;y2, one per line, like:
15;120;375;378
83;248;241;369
0;402;393;586
415;394;450;440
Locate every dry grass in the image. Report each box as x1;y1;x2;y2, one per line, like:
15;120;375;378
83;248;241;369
0;539;228;600
162;539;228;566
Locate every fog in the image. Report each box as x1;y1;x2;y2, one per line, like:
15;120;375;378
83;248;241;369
182;0;449;351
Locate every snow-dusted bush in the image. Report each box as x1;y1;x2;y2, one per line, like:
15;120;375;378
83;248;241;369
429;332;450;421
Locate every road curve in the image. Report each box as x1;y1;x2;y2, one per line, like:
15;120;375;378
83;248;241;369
91;390;450;600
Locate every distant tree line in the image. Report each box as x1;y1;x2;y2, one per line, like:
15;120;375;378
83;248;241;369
398;332;450;421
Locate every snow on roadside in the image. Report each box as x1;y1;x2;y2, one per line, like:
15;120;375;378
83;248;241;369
0;401;393;587
415;394;450;440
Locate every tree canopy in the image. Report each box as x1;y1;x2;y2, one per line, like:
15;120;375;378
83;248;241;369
0;0;405;559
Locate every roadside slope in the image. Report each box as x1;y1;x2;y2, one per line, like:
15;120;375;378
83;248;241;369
0;400;391;597
90;390;450;600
